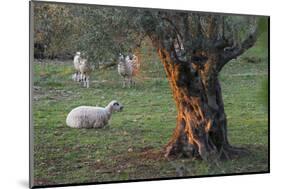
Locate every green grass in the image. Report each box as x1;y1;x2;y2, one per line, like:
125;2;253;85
32;38;268;186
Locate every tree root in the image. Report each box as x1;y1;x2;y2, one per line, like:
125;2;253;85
218;145;249;160
165;140;249;162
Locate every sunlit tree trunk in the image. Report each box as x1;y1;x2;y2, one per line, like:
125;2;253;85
140;11;257;161
157;49;237;161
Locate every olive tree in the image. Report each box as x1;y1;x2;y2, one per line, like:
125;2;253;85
139;11;259;160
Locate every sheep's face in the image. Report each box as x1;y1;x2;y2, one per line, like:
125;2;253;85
118;54;126;63
80;59;87;65
111;101;124;112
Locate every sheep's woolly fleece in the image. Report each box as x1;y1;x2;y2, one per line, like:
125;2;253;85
66;100;123;128
118;54;138;87
73;52;81;71
73;52;81;82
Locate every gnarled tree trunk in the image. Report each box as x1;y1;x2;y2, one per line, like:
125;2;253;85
140;11;257;161
157;49;244;161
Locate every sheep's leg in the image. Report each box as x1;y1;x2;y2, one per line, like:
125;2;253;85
74;72;77;81
126;77;130;88
124;78;127;88
83;75;87;87
128;78;131;88
78;72;81;82
80;73;84;86
130;77;134;88
79;73;83;83
76;71;82;82
103;123;110;129
86;75;90;88
103;120;110;129
74;71;78;82
80;74;82;84
128;77;132;88
122;77;126;88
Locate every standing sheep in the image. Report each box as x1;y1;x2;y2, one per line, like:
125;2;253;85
118;54;136;88
73;52;81;82
79;58;92;88
66;100;123;129
131;54;140;75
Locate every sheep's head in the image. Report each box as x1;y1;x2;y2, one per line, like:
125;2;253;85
110;100;124;112
80;58;87;65
76;52;81;56
118;54;126;64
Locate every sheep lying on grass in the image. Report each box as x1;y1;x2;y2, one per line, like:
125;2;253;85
79;58;92;88
66;100;123;129
118;54;138;88
73;52;81;82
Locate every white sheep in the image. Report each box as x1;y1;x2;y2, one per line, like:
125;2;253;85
73;52;81;82
79;58;92;88
118;54;137;88
66;100;123;129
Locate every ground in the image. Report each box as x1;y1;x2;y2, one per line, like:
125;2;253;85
32;36;268;186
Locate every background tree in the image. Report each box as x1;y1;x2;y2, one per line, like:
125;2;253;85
73;6;144;68
34;4;82;59
34;3;145;66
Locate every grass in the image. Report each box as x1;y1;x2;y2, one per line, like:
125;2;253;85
32;37;268;186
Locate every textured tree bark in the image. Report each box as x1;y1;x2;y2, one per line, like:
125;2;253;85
139;11;257;161
158;49;243;161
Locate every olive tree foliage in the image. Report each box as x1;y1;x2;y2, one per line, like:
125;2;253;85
33;2;262;67
33;3;145;67
34;3;82;59
73;6;145;68
140;11;259;66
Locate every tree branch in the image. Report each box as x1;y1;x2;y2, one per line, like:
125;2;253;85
135;32;146;48
214;37;233;49
161;16;183;40
218;28;258;71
